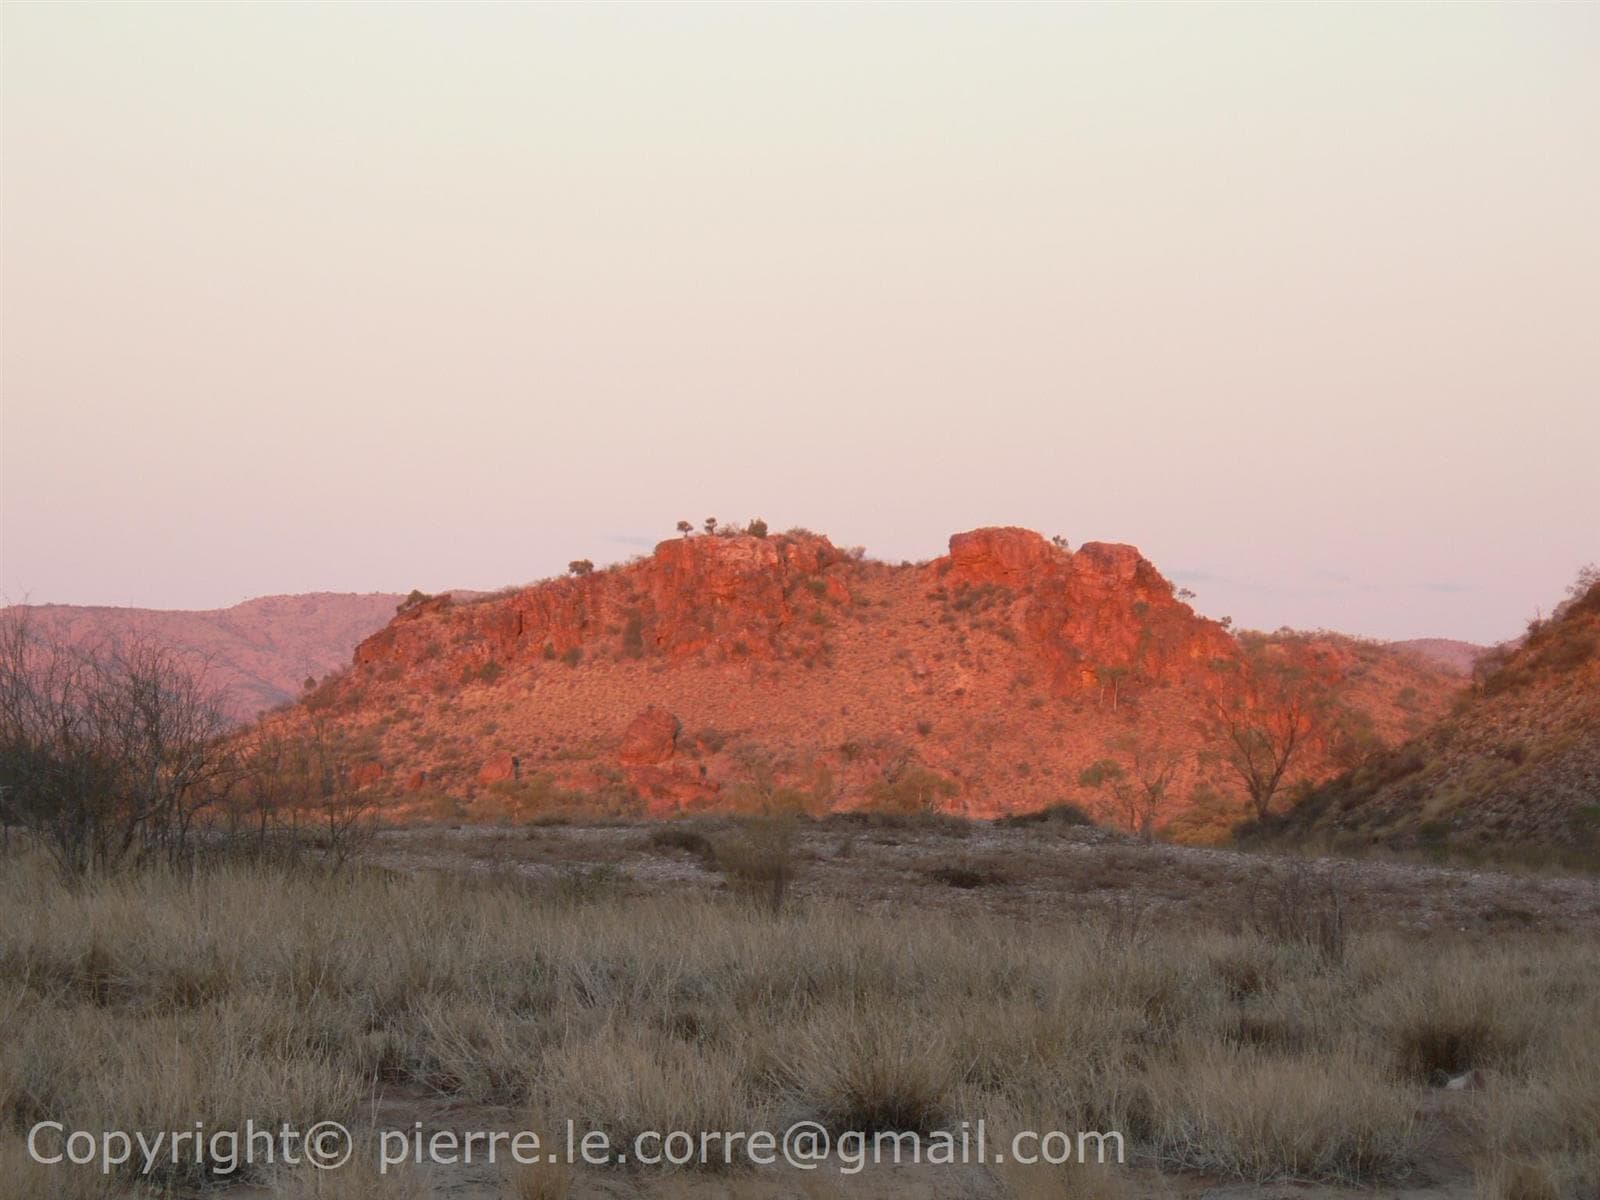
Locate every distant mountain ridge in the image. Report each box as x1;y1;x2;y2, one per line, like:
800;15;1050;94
9;593;404;722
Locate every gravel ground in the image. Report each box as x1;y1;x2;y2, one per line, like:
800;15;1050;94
369;819;1600;935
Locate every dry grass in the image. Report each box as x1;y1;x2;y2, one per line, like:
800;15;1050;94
0;842;1595;1198
501;1154;573;1200
1145;1046;1418;1182
273;1158;436;1199
707;814;803;911
0;1133;124;1200
782;1010;961;1135
1468;1003;1600;1200
1364;944;1546;1081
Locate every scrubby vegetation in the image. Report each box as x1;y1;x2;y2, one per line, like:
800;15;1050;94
1272;573;1600;865
995;801;1096;829
1;841;1594;1199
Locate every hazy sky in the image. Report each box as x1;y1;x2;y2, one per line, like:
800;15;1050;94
3;4;1596;644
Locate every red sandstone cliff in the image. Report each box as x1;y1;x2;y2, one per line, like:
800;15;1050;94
264;527;1459;838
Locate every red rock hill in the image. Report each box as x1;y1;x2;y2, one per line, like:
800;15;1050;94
267;527;1460;838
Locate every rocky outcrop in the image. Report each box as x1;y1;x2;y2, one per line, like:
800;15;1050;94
351;531;849;677
646;533;848;658
478;752;518;785
628;764;722;815
933;527;1238;696
272;523;1461;833
944;527;1064;588
620;706;680;765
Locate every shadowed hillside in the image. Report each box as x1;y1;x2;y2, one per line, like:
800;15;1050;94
1276;574;1600;859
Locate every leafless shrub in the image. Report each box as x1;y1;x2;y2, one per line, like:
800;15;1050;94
1246;862;1349;966
711;813;801;912
1080;742;1184;841
226;722;378;871
0;611;231;875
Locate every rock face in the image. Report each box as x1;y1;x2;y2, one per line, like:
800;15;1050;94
628;764;721;815
478;753;518;785
266;525;1463;832
352;530;850;675
933;528;1237;697
620;707;680;765
945;527;1064;588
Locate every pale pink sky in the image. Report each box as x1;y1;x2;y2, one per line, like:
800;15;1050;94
2;4;1596;644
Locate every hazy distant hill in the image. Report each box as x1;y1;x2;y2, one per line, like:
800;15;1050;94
1388;638;1489;676
10;593;403;722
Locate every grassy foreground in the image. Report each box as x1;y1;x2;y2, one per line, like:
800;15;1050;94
1;844;1596;1199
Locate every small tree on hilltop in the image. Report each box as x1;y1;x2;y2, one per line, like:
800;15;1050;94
1555;562;1600;618
748;518;768;538
704;517;718;536
568;559;594;576
1570;562;1600;598
676;520;693;538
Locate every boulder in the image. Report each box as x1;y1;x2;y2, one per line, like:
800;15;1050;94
627;764;721;815
945;527;1061;588
478;752;518;785
621;706;680;766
